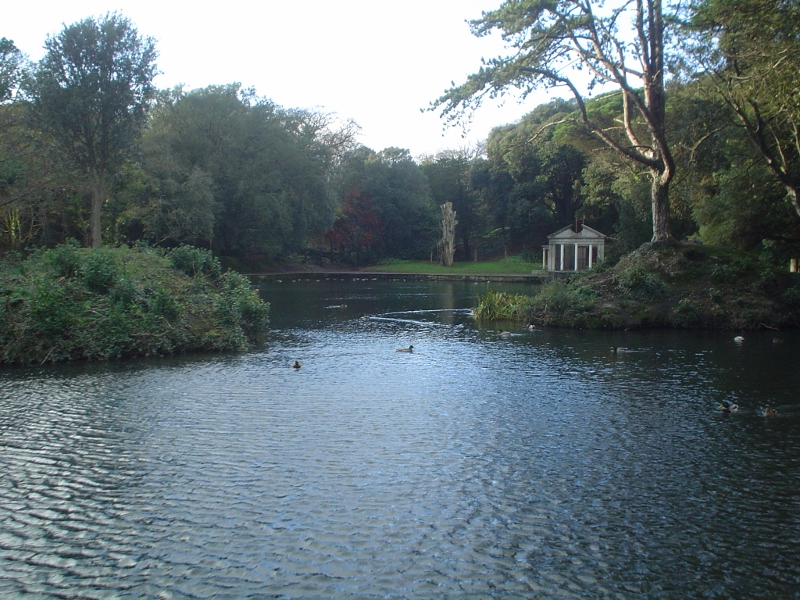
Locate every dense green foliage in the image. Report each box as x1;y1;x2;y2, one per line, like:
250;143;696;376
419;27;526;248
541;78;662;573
323;147;437;264
2;3;799;268
131;85;336;259
525;243;800;330
27;14;158;248
1;1;800;349
433;0;676;242
686;0;800;218
0;244;269;364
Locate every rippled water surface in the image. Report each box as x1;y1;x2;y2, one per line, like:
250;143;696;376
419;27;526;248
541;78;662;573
1;279;799;598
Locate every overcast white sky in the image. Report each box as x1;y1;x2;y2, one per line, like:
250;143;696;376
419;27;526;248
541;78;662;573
3;0;552;158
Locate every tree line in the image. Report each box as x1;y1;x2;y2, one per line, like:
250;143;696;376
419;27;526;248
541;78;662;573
1;1;799;268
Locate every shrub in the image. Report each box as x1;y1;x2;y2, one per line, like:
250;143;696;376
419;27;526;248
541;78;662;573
44;240;81;279
781;286;800;308
617;264;667;300
29;280;78;336
711;263;739;283
213;271;270;343
109;277;139;306
169;245;221;278
143;286;181;321
80;250;120;293
0;245;270;364
673;298;701;327
758;267;791;295
534;282;597;314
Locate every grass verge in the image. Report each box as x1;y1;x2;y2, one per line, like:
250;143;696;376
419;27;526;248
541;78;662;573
362;257;541;275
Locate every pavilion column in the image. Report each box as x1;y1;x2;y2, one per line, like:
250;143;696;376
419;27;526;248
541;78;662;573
588;245;593;269
574;243;579;271
559;245;564;271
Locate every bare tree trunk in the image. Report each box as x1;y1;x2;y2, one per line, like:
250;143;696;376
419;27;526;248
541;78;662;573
90;169;105;248
440;202;457;267
650;171;671;242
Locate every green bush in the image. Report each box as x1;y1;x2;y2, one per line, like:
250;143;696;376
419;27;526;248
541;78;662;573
781;286;800;308
143;285;181;321
80;250;120;293
213;271;270;343
673;298;701;327
535;282;597;314
0;245;270;364
29;280;78;336
109;277;139;306
711;263;739;283
758;267;791;295
617;264;667;300
168;245;221;278
44;240;81;279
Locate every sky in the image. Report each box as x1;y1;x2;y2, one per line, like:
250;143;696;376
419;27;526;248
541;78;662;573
3;0;550;158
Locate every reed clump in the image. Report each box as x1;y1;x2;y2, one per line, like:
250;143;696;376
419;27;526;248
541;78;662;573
473;289;535;321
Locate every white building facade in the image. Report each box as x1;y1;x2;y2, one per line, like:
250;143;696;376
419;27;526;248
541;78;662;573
542;224;608;272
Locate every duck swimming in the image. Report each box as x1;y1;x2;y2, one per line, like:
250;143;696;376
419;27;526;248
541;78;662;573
718;403;739;413
610;347;629;354
396;345;414;353
734;336;744;343
764;407;778;417
292;361;301;369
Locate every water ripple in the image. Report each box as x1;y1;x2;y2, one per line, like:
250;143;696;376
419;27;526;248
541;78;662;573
1;281;799;598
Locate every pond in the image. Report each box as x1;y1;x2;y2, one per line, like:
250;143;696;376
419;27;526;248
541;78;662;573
1;279;799;598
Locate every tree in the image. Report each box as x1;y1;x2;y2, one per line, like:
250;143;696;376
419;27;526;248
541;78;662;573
28;14;158;248
686;0;800;219
439;201;457;266
331;147;438;261
486;107;587;235
0;38;24;103
420;151;480;259
323;185;382;263
144;84;335;259
469;157;515;253
433;0;676;242
0;38;88;251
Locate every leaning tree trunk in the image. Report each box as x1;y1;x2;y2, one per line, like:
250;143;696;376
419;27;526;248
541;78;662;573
440;202;457;267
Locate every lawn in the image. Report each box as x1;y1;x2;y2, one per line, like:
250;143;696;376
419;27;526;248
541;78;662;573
361;257;542;275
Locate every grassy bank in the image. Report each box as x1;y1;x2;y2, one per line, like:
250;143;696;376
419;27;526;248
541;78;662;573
0;244;270;365
474;242;800;330
362;256;541;275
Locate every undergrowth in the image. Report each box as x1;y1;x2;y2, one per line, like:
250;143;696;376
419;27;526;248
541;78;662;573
471;242;800;330
0;244;270;364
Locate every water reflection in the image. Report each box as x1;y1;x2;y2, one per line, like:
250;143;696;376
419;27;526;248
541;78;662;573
0;280;798;598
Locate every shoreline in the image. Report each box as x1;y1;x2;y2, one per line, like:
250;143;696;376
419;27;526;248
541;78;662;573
247;270;549;284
